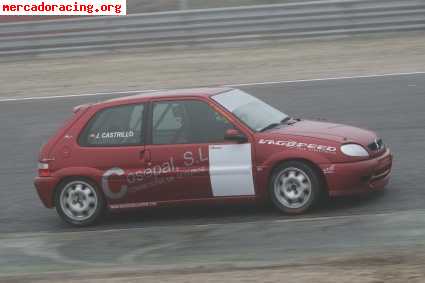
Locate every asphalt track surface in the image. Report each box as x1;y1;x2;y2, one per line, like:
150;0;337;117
0;73;424;235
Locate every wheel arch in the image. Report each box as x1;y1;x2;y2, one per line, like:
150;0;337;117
268;158;329;196
52;175;103;207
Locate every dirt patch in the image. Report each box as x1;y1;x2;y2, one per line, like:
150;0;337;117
1;32;425;99
4;253;425;283
102;264;425;283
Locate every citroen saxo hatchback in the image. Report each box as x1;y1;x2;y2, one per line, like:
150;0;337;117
35;88;392;226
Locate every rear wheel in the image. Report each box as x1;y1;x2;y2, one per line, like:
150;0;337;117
269;161;321;214
55;178;105;226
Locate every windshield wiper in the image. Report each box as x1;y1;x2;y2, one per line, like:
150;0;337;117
260;117;292;132
280;116;292;124
260;122;281;132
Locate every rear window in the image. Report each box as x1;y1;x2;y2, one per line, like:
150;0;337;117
79;104;145;147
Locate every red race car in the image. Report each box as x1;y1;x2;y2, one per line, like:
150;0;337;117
34;88;393;226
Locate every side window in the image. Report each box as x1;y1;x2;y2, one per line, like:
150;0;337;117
79;104;145;146
152;100;233;145
152;102;189;145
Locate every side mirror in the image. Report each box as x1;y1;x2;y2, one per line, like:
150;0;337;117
224;129;248;143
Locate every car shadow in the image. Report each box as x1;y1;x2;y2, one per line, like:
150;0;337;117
98;190;388;229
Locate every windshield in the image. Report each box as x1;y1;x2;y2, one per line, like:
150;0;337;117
212;89;289;132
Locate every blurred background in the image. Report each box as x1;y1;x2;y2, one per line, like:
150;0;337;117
1;0;425;99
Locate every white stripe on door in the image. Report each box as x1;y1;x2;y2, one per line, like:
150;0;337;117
208;143;255;197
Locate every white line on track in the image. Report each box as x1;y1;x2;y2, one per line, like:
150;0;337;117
0;89;161;103
226;71;425;87
1;71;424;103
5;209;425;238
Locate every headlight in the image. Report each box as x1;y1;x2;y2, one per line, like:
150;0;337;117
340;144;369;157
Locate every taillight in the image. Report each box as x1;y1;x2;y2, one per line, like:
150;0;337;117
38;162;51;177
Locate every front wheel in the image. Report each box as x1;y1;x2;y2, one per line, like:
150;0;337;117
269;161;322;214
55;178;105;226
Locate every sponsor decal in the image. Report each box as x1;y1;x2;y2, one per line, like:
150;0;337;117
90;130;135;140
110;202;157;209
127;158;176;185
183;148;208;166
101;147;209;200
133;176;176;193
259;139;337;153
102;167;128;200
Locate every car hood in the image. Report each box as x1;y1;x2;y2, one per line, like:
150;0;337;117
269;119;377;146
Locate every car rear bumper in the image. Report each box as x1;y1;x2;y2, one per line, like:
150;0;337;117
34;176;59;208
322;148;393;197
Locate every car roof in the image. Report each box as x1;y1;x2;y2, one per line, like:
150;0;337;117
99;87;232;106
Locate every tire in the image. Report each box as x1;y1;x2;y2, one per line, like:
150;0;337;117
54;178;105;226
269;161;322;214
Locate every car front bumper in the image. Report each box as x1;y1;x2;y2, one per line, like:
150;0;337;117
321;148;393;197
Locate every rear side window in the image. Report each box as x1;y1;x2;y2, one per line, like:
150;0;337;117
79;104;145;146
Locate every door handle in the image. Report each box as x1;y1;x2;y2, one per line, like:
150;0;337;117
141;149;151;163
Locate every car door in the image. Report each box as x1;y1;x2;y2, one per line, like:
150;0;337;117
203;103;256;198
139;98;255;203
76;103;149;207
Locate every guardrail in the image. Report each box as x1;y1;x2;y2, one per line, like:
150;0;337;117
1;0;425;56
